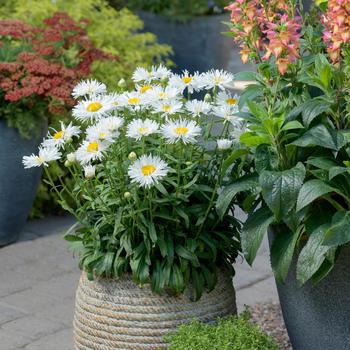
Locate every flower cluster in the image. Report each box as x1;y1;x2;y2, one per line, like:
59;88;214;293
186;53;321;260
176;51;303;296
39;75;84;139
23;66;243;295
23;66;241;189
225;0;301;74
0;12;116;115
322;0;350;63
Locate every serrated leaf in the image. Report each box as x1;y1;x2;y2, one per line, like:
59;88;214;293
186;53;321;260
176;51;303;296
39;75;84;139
281;120;304;131
216;174;259;218
324;211;350;246
241;206;274;265
259;163;306;222
296;179;335;212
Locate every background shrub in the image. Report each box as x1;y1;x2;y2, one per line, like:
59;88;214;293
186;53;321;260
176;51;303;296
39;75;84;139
0;0;172;89
165;314;279;350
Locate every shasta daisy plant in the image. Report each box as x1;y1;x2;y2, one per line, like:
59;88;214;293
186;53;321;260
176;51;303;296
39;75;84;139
23;66;246;300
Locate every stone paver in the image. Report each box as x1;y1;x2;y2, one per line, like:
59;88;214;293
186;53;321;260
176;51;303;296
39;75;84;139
0;215;278;349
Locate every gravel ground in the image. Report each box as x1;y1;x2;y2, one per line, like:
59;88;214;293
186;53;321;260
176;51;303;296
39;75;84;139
249;302;292;350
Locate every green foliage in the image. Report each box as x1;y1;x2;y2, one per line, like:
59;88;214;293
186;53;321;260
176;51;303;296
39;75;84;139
111;0;228;20
218;3;350;286
0;0;172;89
165;314;279;350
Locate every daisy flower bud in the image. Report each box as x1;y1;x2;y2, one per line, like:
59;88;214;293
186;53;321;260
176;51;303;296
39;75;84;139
217;139;233;150
84;165;96;179
124;191;132;199
117;78;126;88
64;160;72;167
67;152;76;163
128;152;137;161
204;93;212;103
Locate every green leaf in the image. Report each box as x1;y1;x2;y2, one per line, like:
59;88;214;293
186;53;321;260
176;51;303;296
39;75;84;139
286;98;331;126
239;132;270;147
296;179;335;212
255;144;278;172
148;221;157;243
246;101;268;119
175;245;200;267
296;223;334;285
324;211;350;246
306;157;338;170
220;149;248;180
216;174;259;219
234;71;257;81
329;166;350;180
241;206;274;265
281;120;304;131
271;229;301;283
291;124;345;151
259;163;306;222
238;84;262;110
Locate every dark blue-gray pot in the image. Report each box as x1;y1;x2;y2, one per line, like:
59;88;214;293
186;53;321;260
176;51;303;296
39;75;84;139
269;227;350;350
138;12;236;74
0;120;45;246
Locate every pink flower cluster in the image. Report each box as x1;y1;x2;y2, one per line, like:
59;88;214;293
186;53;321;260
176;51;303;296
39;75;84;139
225;0;302;74
322;0;350;63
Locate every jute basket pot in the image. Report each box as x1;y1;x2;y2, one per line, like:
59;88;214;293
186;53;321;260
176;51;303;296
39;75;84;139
74;270;236;350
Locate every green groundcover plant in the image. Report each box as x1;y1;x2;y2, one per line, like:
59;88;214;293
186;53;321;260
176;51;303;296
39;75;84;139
165;313;279;350
217;0;350;285
0;0;172;89
112;0;228;20
23;66;245;299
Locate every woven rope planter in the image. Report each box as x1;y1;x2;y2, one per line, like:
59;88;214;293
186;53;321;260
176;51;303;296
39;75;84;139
74;271;236;350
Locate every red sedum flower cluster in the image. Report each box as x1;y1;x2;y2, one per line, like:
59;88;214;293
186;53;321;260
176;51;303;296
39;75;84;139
225;0;301;74
322;0;350;63
0;12;116;115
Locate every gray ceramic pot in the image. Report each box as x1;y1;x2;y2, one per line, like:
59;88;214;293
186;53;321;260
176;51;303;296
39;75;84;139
138;12;234;74
0;120;45;246
269;227;350;350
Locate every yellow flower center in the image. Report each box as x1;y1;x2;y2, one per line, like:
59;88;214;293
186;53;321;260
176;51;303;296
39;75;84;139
214;77;222;85
226;98;238;105
99;132;107;139
54;130;64;139
159;92;166;98
162;104;171;112
36;156;45;164
182;76;192;84
142;165;156;176
87;141;99;153
140;85;152;94
128;97;140;105
175;127;188;135
86;102;103;112
138;127;149;134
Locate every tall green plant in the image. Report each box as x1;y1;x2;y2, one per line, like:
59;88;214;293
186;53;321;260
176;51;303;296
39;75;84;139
0;0;172;89
218;0;350;285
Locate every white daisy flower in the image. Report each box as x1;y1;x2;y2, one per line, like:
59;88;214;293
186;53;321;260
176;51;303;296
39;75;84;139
212;105;240;124
168;70;203;93
43;122;80;148
136;84;155;95
151;64;172;80
23;147;61;169
118;91;146;109
107;93;123;110
97;116;124;133
72;95;115;122
161;119;201;144
126;119;159;140
128;154;169;188
201;69;234;90
84;165;96;179
217;139;233;150
185;99;211;117
75;139;110;164
72;79;107;99
144;86;181;104
132;67;153;83
216;91;240;108
86;124;117;142
152;100;183;117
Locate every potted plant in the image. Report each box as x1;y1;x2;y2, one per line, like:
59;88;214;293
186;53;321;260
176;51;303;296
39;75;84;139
112;0;234;73
218;1;350;349
0;13;114;245
23;66;243;349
